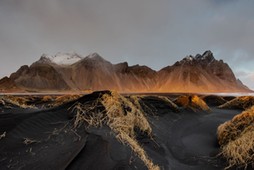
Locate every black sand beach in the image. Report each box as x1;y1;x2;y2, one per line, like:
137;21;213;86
0;92;246;170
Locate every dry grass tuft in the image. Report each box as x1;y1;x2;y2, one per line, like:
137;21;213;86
175;95;189;107
128;95;144;111
41;95;54;102
219;96;254;110
175;95;210;112
23;138;39;145
217;106;254;169
70;91;160;170
129;95;158;116
221;130;254;169
0;132;6;140
1;96;36;109
101;91;152;139
0;98;5;105
217;106;254;146
49;95;82;108
55;95;81;103
156;96;179;112
101;91;159;170
70;100;105;128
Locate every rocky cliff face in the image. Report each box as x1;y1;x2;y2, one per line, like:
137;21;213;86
0;51;251;93
157;51;247;92
66;53;157;92
9;63;70;91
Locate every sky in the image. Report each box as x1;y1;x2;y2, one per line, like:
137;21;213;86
0;0;254;90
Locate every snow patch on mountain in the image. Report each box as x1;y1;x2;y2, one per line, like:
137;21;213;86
180;51;215;64
41;53;83;65
184;55;194;61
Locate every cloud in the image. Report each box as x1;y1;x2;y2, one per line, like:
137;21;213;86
0;0;253;88
235;71;254;90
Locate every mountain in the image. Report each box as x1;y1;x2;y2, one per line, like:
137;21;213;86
54;53;158;92
0;77;22;92
0;51;251;93
157;51;248;92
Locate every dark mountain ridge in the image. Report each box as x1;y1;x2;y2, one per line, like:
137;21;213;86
0;51;251;93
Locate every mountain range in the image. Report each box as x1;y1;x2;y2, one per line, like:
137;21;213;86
0;50;251;93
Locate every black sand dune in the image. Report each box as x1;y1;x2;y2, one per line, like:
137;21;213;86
0;92;245;170
202;95;227;107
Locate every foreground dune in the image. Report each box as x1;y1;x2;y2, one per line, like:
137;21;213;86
217;106;254;169
0;91;250;169
219;96;254;110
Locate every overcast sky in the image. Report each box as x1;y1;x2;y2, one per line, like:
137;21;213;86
0;0;254;89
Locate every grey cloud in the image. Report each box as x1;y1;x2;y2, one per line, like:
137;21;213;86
0;0;254;88
235;71;254;90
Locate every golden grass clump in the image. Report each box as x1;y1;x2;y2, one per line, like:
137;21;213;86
55;95;81;103
56;95;81;104
219;96;254;110
128;95;144;111
2;96;36;109
175;95;189;107
0;98;5;106
217;106;254;169
41;95;54;102
71;100;105;128
217;106;254;146
101;92;159;170
191;95;210;111
101;92;152;140
175;95;210;112
49;95;82;108
221;129;254;169
70;91;160;170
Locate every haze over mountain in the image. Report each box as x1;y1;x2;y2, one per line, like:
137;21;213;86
0;51;251;93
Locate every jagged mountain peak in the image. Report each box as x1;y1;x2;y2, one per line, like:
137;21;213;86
200;50;215;62
114;62;129;72
177;50;216;65
37;52;83;65
37;54;52;64
183;55;194;61
74;52;113;69
85;53;106;61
